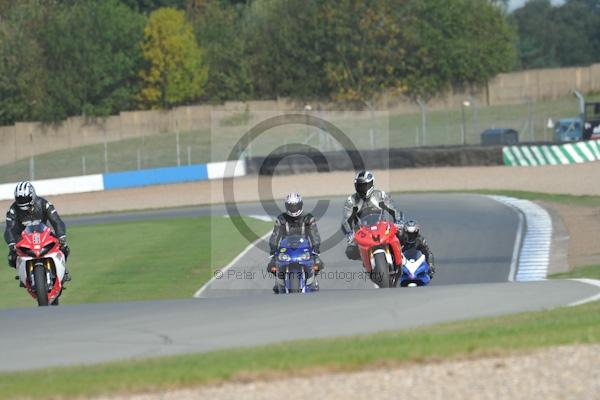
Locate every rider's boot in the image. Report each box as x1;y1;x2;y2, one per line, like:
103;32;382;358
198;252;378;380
428;264;436;279
311;280;320;292
63;269;72;283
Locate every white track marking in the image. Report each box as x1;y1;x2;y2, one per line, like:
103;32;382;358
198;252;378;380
508;208;524;282
489;196;552;282
247;215;274;222
194;216;272;298
568;279;600;306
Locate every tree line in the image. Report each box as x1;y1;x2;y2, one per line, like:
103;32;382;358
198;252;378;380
0;0;595;126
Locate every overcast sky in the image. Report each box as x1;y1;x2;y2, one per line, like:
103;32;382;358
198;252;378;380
508;0;566;11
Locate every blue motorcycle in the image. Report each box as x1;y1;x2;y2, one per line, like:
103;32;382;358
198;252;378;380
275;235;318;294
399;248;431;287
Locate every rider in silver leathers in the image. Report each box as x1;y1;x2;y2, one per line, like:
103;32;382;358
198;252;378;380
341;171;404;260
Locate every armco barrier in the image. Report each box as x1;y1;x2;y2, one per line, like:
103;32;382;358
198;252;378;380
103;165;208;190
503;140;600;166
0;160;246;201
0;174;104;201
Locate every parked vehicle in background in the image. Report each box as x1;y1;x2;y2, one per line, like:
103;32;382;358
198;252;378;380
554;118;583;142
480;128;519;145
583;102;600;140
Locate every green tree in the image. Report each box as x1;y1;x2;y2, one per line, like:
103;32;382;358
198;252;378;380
38;0;146;121
404;0;517;100
242;0;330;99
240;0;516;104
120;0;187;14
138;7;208;108
512;0;600;69
321;0;411;104
512;0;559;68
188;0;252;102
0;1;48;125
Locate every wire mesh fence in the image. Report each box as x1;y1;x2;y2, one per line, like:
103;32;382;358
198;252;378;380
0;96;584;184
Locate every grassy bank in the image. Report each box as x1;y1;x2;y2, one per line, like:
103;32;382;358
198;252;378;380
0;216;271;309
550;264;600;280
460;190;600;208
0;300;597;399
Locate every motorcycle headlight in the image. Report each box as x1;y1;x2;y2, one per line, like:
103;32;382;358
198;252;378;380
18;247;36;257
278;253;291;262
39;243;55;256
298;252;311;261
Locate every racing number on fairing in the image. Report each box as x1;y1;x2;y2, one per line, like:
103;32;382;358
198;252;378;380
33;234;40;245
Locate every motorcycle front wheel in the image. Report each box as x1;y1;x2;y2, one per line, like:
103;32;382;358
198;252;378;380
371;252;391;288
33;265;49;306
287;270;302;293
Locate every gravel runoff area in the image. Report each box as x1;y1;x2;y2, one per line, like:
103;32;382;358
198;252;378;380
95;344;600;400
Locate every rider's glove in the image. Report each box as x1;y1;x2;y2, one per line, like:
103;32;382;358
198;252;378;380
7;244;16;269
395;219;406;233
346;233;355;245
58;236;70;258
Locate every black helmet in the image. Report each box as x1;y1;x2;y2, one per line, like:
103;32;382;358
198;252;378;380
285;192;303;217
354;170;374;199
404;220;420;246
14;181;36;211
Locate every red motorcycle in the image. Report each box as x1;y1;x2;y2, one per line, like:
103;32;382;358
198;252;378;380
15;224;67;306
354;209;403;288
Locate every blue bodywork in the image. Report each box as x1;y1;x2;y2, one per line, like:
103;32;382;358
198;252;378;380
399;249;431;287
275;235;317;293
554;118;583;142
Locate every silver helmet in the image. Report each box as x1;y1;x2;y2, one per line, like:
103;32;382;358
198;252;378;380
14;181;36;211
354;170;374;199
284;192;303;217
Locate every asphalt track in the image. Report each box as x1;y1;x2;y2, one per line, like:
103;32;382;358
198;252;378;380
0;194;598;372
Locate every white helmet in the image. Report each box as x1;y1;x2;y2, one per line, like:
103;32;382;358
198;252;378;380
285;192;303;217
14;181;36;211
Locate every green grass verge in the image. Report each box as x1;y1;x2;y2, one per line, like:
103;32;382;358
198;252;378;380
550;264;600;280
398;190;600;208
0;300;597;399
467;190;600;208
0;216;271;309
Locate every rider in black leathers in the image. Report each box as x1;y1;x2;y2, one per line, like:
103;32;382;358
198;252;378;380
399;220;436;278
267;193;323;292
5;181;71;281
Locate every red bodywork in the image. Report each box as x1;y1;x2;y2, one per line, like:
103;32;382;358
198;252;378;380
16;226;63;303
354;220;403;273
